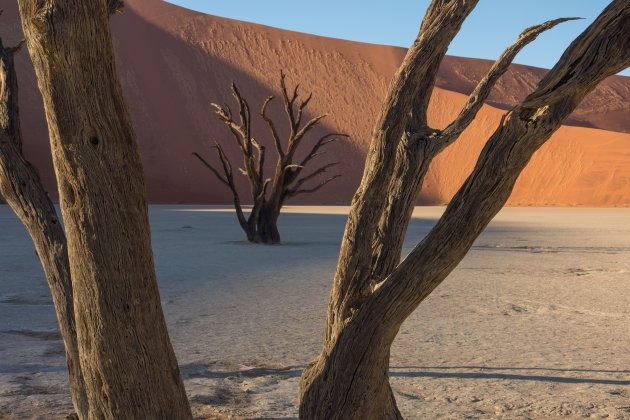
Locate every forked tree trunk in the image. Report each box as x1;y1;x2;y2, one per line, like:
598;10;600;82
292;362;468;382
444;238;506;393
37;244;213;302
0;35;88;417
17;1;192;418
299;1;630;418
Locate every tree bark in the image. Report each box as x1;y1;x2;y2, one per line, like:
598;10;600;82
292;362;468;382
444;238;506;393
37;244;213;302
0;35;88;417
322;0;480;346
256;203;281;244
16;1;192;418
300;1;630;418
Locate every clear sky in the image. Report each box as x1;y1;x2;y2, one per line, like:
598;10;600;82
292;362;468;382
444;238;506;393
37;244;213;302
167;0;629;77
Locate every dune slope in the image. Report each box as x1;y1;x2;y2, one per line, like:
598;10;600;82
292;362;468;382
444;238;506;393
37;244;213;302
1;0;629;206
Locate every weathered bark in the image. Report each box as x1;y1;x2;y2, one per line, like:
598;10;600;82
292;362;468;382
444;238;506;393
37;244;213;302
0;30;88;417
300;1;630;418
194;73;347;244
323;0;480;345
370;16;576;282
16;1;192;418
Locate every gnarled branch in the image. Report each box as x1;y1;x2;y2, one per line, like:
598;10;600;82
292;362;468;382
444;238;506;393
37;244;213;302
440;17;578;145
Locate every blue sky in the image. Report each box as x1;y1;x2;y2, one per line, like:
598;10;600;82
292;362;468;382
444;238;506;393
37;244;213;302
167;1;629;77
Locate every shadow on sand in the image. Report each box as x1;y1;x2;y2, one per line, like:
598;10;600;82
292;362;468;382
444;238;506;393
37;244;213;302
389;365;630;385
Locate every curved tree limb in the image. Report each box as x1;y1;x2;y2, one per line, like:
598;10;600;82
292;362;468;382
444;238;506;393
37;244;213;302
295;91;313;128
193;144;249;233
440;17;579;145
260;96;285;158
299;133;348;167
289;161;339;192
378;0;630;327
288;113;328;157
280;71;297;134
288;174;341;198
192;151;229;186
367;16;577;289
211;102;246;151
211;87;263;194
231;83;252;153
322;0;480;345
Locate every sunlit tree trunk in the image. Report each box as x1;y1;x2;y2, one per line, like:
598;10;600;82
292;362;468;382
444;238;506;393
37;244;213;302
16;1;192;417
299;1;630;418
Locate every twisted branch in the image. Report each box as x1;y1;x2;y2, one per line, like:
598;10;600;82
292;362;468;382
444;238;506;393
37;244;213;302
440;17;579;145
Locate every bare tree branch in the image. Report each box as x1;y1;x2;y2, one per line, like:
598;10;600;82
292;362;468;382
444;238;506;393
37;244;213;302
6;39;25;55
279;71;297;134
300;133;348;167
260;96;285;157
283;164;303;173
192;151;229;187
231;83;252;153
212;86;262;191
211;102;246;151
440;17;579;145
298;2;629;417
295;91;313;128
195;143;249;233
288;113;328;156
290;161;340;192
0;31;24;150
288;174;341;197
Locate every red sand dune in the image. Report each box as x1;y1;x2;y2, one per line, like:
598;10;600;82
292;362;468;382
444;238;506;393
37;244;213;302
2;0;629;206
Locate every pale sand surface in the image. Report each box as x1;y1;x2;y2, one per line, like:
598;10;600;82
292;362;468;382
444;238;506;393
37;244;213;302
1;205;629;419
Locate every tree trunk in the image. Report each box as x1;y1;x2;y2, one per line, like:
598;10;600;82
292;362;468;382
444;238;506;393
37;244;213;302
0;36;88;417
321;0;479;352
16;1;192;418
300;315;402;420
300;1;630;418
256;203;281;244
370;131;438;280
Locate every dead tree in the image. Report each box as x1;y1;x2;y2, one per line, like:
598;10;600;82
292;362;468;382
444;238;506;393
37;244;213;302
0;13;87;416
16;1;192;418
194;73;347;244
299;1;630;419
